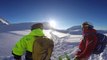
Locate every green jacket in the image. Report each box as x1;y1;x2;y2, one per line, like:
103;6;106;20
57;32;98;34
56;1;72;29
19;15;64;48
12;29;44;56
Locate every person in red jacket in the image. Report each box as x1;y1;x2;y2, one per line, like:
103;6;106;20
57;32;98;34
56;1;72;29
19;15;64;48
74;22;98;60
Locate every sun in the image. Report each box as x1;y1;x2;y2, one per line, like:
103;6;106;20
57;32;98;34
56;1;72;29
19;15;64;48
49;20;56;28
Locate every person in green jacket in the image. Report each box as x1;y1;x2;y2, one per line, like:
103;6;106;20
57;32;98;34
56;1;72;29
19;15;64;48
12;23;45;60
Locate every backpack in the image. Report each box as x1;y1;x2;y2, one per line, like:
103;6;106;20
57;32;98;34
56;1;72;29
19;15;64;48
32;36;54;60
93;33;107;54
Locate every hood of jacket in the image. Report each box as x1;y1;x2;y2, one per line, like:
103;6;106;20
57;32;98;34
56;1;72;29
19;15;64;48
29;28;44;36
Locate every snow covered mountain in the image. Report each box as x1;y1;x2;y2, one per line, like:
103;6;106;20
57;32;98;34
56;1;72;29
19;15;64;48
67;25;82;35
0;18;10;25
67;25;107;35
0;18;106;34
0;22;34;33
0;22;51;33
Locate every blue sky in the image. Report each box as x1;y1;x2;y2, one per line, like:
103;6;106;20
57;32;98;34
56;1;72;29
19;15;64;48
0;0;107;30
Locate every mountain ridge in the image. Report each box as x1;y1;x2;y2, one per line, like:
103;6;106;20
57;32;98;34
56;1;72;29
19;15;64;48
0;21;107;34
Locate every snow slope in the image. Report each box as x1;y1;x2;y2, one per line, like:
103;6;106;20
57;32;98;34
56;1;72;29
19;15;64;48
1;29;107;60
0;30;29;56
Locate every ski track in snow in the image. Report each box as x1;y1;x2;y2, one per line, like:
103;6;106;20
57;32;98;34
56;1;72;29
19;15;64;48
0;30;107;60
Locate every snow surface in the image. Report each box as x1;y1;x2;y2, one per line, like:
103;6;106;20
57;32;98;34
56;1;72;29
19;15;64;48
0;29;107;60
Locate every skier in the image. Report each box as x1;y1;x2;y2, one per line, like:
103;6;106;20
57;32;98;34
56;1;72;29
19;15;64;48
74;22;98;60
12;23;54;60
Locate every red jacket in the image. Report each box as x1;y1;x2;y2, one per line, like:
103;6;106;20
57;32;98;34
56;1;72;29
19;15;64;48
76;29;97;60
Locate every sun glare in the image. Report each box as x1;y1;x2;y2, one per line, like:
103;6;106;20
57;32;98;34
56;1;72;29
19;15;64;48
49;20;56;28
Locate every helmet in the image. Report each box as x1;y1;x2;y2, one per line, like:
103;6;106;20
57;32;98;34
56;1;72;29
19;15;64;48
31;23;43;30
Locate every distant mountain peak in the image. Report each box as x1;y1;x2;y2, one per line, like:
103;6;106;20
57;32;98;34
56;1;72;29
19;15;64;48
0;18;10;25
67;25;82;31
66;25;107;35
